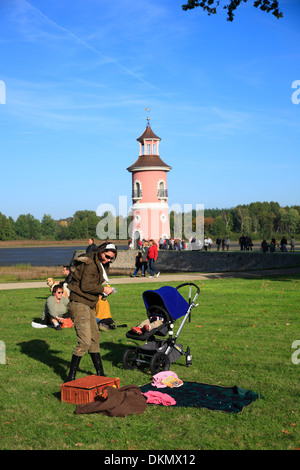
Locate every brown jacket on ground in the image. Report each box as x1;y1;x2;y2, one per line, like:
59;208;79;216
74;385;147;417
68;252;108;308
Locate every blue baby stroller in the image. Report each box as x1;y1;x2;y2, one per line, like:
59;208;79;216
122;282;200;374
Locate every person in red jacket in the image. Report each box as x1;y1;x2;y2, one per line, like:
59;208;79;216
146;239;160;278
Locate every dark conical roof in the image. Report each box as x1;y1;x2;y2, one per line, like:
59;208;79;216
136;125;161;143
127;155;171;172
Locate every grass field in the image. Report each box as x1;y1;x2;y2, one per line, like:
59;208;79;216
0;275;299;451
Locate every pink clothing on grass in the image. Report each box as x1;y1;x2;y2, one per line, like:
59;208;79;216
142;391;176;406
151;371;179;388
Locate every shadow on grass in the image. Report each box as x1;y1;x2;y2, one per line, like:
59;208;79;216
100;340;133;368
17;339;90;382
100;340;191;377
100;340;157;376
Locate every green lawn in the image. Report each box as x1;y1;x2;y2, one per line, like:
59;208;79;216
0;275;299;450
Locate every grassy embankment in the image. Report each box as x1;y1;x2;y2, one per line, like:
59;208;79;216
0;275;299;450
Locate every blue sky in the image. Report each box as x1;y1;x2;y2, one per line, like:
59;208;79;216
0;0;299;221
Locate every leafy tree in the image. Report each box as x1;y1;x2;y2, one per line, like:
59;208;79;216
15;214;41;239
55;221;70;240
233;205;252;234
70;210;101;239
210;215;227;237
7;217;16;239
86;213;101;238
204;217;214;232
68;217;84;239
80;218;89;239
0;212;16;240
286;208;300;235
41;214;56;239
222;211;233;234
73;210;96;221
182;0;283;22
278;207;289;234
259;210;275;238
291;205;300;217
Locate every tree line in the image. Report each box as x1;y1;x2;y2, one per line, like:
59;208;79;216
198;202;300;240
0;202;299;241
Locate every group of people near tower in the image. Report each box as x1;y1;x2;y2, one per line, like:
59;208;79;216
261;236;295;253
130;239;160;278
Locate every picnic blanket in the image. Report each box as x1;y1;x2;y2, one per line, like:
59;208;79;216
140;381;260;414
31;318;73;329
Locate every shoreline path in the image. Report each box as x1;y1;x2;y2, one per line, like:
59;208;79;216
1;266;300;291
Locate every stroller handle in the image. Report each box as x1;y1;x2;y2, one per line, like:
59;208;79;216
176;282;200;295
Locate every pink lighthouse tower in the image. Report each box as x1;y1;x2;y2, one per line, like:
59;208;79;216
127;116;171;247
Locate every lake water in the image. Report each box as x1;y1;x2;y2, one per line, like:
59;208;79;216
0;242;294;267
0;245;127;267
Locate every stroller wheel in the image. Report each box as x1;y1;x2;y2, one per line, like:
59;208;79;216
123;349;139;370
150;352;170;375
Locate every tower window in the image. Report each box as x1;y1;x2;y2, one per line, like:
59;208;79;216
157;180;168;199
147;143;151;154
153;143;157;154
136;182;142;197
133;181;142;199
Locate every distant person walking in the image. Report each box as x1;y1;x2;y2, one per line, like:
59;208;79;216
147;239;160;278
239;235;246;251
204;237;209;251
225;237;230;251
269;238;276;253
290;236;295;252
246;236;253;251
141;240;149;276
130;251;143;277
280;237;288;252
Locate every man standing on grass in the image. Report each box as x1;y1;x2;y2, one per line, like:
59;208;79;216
65;242;117;382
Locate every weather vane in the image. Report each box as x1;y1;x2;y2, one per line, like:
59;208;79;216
145;107;150;126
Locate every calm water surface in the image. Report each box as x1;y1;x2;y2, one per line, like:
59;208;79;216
0;245;127;266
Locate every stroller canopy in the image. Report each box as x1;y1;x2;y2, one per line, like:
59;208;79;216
142;286;190;321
